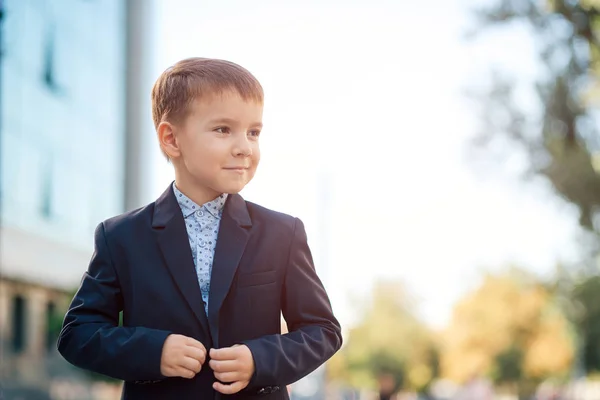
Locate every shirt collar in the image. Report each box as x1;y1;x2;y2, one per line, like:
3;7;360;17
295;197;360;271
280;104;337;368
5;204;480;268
172;182;228;219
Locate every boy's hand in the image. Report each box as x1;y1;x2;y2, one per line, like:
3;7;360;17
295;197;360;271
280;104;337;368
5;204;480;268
160;334;207;379
209;344;255;394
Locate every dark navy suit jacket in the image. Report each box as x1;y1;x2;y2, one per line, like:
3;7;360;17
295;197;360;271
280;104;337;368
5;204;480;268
57;184;342;399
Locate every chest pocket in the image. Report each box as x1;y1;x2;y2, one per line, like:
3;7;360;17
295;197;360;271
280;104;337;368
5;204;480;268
236;270;277;288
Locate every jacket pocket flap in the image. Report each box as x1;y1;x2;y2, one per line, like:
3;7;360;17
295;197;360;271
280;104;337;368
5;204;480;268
237;270;277;288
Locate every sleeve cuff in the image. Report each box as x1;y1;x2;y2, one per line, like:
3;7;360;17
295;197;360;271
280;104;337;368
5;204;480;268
141;329;172;380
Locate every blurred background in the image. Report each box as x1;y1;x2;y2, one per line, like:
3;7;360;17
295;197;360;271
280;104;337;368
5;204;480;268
2;0;600;399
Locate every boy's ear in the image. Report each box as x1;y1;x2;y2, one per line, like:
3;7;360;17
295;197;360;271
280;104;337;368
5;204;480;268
157;121;181;159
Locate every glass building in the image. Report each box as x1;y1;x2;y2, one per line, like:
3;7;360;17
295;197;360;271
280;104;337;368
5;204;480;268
1;0;127;250
0;0;158;394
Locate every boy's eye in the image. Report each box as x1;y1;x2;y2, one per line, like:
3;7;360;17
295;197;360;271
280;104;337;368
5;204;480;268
215;127;230;134
249;130;261;138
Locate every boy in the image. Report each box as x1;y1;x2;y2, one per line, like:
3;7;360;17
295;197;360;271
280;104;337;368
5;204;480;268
57;58;342;399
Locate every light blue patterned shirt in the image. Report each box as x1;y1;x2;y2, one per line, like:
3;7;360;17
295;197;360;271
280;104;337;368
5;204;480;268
173;183;228;314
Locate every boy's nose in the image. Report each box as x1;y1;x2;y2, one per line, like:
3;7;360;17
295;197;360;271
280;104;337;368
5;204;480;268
233;138;252;157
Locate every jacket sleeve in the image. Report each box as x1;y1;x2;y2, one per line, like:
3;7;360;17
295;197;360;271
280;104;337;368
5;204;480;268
242;217;343;387
57;222;171;382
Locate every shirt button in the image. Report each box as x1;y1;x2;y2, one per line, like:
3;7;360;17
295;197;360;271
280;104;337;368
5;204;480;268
196;210;204;217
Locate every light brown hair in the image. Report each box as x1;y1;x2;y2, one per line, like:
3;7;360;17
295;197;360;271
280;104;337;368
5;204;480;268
151;57;264;159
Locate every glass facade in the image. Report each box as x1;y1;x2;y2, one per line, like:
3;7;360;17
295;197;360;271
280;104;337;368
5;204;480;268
1;0;127;250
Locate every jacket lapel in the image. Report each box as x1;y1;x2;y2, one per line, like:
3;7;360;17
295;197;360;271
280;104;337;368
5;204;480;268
152;184;211;338
208;193;252;347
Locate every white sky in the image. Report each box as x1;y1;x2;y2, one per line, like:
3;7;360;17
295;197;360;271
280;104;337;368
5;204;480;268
153;0;585;330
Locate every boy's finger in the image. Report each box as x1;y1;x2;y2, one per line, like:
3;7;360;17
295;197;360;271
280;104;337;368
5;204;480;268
213;381;244;395
209;347;237;360
214;371;239;383
185;337;206;351
176;366;197;379
209;359;238;372
180;356;202;373
184;346;206;363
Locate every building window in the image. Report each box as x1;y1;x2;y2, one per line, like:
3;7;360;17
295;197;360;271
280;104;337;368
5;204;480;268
12;295;27;353
40;156;53;219
46;301;58;352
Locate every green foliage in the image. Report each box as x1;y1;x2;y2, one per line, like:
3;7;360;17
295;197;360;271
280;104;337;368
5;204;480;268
442;270;574;385
367;350;406;392
469;0;600;379
47;310;65;346
330;281;439;393
469;0;600;232
492;345;524;384
571;276;600;372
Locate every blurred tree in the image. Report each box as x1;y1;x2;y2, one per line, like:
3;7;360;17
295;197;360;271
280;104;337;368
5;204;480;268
468;0;600;376
468;0;600;232
494;345;523;384
441;269;574;393
328;280;439;394
564;276;600;371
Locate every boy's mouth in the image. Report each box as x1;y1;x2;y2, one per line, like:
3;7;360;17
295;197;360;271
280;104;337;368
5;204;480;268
223;167;249;174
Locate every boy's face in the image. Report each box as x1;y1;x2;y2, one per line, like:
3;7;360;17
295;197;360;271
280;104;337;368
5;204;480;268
164;90;263;197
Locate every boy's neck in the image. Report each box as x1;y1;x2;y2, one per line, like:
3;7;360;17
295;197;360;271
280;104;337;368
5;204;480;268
174;175;223;207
